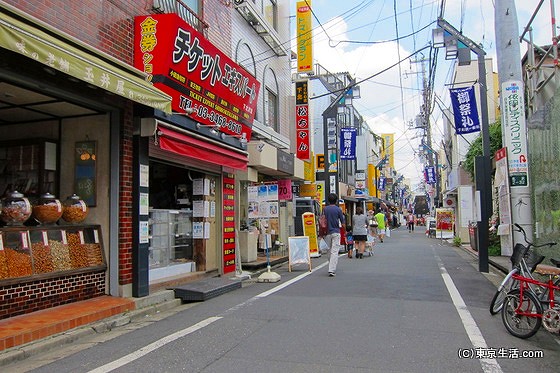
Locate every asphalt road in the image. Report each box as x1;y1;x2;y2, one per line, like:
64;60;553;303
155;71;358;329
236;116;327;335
6;227;560;372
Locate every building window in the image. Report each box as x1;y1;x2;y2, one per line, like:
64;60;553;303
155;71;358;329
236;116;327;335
263;66;279;131
265;88;278;131
264;0;277;30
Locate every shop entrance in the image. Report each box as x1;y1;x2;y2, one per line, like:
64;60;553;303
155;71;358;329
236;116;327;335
148;160;220;281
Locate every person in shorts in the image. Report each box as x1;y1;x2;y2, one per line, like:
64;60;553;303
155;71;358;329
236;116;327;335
352;206;368;258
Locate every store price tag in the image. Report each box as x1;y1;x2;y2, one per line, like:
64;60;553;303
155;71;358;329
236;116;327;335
61;230;68;244
0;234;4;251
93;229;99;244
42;231;49;246
21;232;29;249
79;231;85;244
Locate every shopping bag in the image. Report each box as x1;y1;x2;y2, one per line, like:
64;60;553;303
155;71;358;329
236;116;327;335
318;214;328;237
319;238;329;254
385;228;391;238
339;225;347;245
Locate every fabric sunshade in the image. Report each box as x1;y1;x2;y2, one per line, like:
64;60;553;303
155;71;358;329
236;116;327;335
0;8;172;113
156;124;248;170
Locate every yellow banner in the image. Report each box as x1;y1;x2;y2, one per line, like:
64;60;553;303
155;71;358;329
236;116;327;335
296;1;313;73
299;183;317;197
381;133;395;169
302;212;319;256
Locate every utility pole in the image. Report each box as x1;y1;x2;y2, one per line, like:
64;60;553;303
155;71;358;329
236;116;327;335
410;57;438;208
495;1;533;245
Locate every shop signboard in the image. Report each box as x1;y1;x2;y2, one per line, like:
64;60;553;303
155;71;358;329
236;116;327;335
296;1;313;73
295;80;310;160
223;173;236;273
435;208;454;239
302;212;319;257
134;14;260;140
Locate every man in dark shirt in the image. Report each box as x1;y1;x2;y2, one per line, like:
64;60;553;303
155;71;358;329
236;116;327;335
322;193;345;276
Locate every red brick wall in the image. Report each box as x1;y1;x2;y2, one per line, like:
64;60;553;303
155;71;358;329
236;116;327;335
119;103;134;285
0;271;106;320
3;0;148;64
4;0;228;64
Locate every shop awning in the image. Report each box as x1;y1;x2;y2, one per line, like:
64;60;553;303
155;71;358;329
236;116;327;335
156;124;248;170
0;7;172;113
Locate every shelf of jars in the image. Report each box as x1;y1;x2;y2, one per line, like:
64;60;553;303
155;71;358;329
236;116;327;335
0;225;106;283
0;192;105;284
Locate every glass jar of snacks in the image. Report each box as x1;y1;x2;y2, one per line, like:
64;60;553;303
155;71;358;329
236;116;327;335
62;194;88;223
1;191;32;226
33;193;63;225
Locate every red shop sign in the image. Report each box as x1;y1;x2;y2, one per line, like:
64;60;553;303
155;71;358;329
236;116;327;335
134;14;260;140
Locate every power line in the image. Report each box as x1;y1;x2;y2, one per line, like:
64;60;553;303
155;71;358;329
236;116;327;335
309;44;432;101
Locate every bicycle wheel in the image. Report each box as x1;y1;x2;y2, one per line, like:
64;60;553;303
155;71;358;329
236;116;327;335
501;289;542;339
489;273;518;315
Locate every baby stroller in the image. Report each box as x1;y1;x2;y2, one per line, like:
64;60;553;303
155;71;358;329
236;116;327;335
363;226;376;256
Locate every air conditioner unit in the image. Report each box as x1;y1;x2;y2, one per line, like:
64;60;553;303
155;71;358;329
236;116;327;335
444;197;456;208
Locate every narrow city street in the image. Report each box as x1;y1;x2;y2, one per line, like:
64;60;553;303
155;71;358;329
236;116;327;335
6;227;560;373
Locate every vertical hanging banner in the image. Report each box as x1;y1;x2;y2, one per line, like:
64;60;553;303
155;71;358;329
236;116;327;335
502;81;529;187
223;173;236;274
377;176;386;191
449;86;481;134
340;128;357;160
295;80;310;160
296;1;313;73
424;166;436;185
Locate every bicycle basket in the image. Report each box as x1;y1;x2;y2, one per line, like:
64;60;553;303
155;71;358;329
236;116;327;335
510;243;527;267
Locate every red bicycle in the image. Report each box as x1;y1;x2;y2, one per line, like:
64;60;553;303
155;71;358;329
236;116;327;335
501;258;560;338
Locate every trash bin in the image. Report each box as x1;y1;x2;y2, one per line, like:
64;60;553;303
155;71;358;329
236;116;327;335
469;223;478;251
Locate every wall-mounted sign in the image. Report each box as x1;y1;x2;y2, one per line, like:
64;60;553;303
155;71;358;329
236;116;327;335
295;80;310;160
134;14;260;140
296;1;313;73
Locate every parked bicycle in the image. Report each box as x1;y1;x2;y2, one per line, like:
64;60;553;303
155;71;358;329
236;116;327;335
498;226;560;339
501;258;560;338
489;223;551;315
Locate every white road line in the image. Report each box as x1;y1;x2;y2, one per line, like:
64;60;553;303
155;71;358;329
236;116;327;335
87;262;328;372
87;316;222;373
433;249;503;373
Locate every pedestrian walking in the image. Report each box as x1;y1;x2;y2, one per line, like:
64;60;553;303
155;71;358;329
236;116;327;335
374;209;387;242
352;206;368;258
407;213;415;232
322;193;345;276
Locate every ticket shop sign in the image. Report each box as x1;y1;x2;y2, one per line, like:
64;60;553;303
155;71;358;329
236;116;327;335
134;14;260;140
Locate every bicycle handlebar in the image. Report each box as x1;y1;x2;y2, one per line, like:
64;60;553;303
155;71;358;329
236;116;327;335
513;223;557;248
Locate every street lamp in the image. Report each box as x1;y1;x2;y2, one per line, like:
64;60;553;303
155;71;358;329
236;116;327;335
433;18;492;273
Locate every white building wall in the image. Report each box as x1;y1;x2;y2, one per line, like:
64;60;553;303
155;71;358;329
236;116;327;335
229;2;292;144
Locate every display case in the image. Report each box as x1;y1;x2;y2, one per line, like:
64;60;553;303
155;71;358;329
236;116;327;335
0;225;105;282
0;139;58;201
149;209;193;269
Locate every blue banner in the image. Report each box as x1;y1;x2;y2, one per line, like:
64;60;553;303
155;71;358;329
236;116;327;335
377;176;386;191
340;127;357;160
424;166;436;185
450;86;480;134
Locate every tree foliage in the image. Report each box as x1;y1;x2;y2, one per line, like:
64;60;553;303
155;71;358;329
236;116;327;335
462;120;503;181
